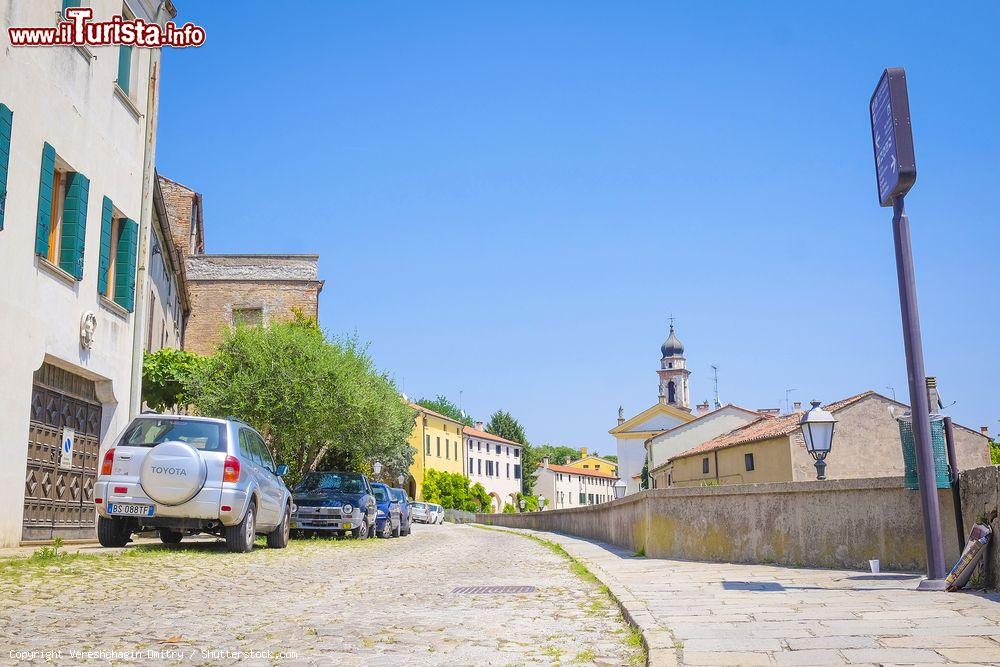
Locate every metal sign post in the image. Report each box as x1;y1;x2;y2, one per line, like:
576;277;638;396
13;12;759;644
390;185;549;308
870;68;946;589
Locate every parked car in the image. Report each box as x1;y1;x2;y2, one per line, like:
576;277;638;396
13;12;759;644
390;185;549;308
389;487;412;535
430;504;445;524
409;501;430;524
291;472;377;539
94;414;292;553
371;482;401;538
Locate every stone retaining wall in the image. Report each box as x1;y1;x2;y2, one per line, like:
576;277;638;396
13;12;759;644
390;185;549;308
478;476;972;573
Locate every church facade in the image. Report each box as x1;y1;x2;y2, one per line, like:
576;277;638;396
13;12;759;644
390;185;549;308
609;324;696;494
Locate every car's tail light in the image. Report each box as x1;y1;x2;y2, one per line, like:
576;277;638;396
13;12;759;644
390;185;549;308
223;455;240;483
113;486;127;494
100;448;115;476
94;498;103;504
221;505;232;512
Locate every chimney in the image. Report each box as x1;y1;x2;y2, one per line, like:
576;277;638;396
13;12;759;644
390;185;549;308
696;401;710;415
982;426;991;438
475;421;484;431
793;401;802;411
580;447;588;458
758;408;781;416
926;376;943;412
542;457;550;469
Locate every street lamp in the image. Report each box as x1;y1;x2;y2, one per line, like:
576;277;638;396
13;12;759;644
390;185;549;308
519;498;526;512
373;461;382;476
800;400;837;480
397;474;406;487
537;495;546;511
613;479;627;500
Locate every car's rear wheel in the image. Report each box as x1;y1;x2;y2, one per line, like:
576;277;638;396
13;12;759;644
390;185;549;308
159;529;183;544
378;519;392;538
225;501;256;553
267;504;291;549
97;516;131;548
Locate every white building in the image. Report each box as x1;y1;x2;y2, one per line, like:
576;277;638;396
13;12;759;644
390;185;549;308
609;323;696;494
145;172;188;352
532;459;619;510
464;423;523;512
645;404;760;486
0;1;174;545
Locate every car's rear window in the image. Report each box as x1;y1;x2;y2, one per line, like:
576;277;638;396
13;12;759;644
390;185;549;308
411;502;426;509
372;485;390;502
390;488;407;502
297;472;366;494
119;418;225;451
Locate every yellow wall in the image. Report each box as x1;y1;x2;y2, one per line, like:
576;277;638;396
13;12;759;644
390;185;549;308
406;409;466;500
667;436;793;487
564;455;618;477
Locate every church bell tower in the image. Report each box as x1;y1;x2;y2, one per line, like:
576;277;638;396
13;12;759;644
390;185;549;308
657;322;691;411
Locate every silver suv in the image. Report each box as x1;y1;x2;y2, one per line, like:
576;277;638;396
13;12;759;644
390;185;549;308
94;414;292;552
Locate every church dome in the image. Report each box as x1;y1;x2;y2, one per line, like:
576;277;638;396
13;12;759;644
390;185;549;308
661;324;684;357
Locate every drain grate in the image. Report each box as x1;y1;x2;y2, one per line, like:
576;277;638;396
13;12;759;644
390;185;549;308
452;585;536;594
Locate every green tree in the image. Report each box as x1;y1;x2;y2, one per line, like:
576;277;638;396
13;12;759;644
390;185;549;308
485;410;527;444
141;348;203;412
990;441;1000;465
416;395;473;426
187;318;414;486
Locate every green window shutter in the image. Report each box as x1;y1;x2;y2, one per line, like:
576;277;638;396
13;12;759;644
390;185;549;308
117;46;132;96
0;103;11;231
60;171;89;279
114;218;138;312
62;0;82;11
97;197;113;296
34;142;56;256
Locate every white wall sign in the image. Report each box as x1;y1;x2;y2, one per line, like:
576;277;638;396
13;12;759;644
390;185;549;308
60;427;75;470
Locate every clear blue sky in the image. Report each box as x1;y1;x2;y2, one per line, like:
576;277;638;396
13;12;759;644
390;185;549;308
157;2;999;449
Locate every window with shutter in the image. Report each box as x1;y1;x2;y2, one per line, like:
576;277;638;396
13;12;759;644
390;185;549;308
59;171;89;279
113;218;138;311
34;143;56;256
0;103;11;231
97;197;114;296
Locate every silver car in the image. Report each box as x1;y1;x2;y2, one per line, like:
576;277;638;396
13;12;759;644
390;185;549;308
410;502;430;523
94;414;293;552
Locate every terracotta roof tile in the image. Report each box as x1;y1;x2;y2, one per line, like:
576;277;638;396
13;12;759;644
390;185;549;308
667;390;884;462
462;425;523;447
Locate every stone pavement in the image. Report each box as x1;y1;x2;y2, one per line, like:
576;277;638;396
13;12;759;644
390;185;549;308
502;527;1000;666
0;523;642;666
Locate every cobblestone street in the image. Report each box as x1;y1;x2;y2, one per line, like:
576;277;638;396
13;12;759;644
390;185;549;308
0;524;641;666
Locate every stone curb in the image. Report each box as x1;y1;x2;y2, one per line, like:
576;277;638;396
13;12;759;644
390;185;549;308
483;525;680;667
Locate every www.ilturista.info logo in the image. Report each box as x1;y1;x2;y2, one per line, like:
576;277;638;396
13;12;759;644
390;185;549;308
8;7;205;48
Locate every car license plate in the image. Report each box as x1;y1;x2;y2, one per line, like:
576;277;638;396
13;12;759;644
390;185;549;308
343;522;352;529
107;502;154;517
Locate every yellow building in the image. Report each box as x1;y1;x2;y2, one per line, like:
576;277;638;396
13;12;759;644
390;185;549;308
563;447;618;477
660;391;991;488
405;403;466;500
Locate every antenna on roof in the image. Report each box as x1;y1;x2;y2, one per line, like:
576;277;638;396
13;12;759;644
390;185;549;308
711;365;721;409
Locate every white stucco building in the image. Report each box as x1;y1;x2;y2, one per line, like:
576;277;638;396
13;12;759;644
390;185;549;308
145;172;188;352
532;459;618;510
645;404;760;486
464;423;523;512
0;0;174;544
610;323;696;494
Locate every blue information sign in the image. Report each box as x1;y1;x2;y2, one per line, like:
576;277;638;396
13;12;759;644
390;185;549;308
870;68;916;207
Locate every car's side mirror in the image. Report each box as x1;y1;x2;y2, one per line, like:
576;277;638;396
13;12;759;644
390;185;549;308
275;464;289;476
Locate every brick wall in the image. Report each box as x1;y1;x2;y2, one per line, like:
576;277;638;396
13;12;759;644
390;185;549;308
158;176;201;260
183;255;322;356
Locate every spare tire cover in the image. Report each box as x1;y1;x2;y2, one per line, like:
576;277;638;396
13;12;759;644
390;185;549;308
139;441;208;506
